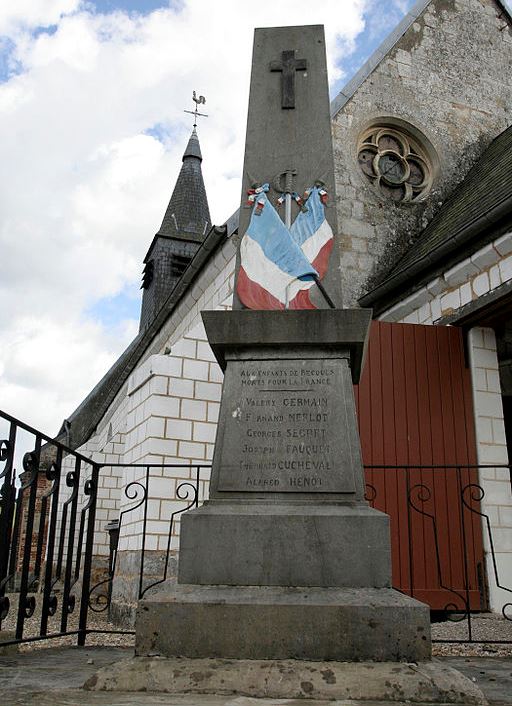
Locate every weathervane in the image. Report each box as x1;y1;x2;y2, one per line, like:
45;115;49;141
184;91;208;127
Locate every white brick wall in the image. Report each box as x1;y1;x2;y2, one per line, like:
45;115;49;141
381;232;512;325
114;240;234;554
467;328;512;613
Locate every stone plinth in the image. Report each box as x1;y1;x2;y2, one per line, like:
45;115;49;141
137;585;430;662
178;503;391;587
136;309;431;663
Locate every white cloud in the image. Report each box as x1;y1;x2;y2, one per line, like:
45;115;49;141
0;0;80;35
0;0;367;437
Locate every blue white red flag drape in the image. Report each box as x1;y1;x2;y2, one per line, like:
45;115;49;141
236;186;334;310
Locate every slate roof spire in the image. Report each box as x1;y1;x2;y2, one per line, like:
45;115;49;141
139;127;212;331
158;127;211;241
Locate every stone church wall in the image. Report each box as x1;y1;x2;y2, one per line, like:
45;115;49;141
332;0;512;306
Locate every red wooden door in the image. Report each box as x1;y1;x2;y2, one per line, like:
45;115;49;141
355;321;486;611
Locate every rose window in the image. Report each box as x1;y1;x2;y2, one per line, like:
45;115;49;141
357;127;433;202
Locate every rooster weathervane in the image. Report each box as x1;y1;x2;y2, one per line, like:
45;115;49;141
184;91;208;128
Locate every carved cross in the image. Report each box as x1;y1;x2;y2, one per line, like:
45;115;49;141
270;50;307;109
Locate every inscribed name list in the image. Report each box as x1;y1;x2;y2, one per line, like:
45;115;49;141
217;358;356;493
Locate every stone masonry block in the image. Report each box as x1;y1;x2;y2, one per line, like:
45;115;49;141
430;298;442;322
196;341;216;362
165;419;192;441
471;243;500;270
340;217;375;239
178;440;205;459
491;418;507;444
144;438;178;458
379;300;410;322
208;363;224;383
487;370;501;393
460;282;472;306
183;358;210;381
402;286;431;311
490;264;501;289
403;310;420;324
171;338;197;359
195;381;222;402
148;476;174;498
444;258;479;286
494;231;512;256
498;506;512;527
149;376;168;396
478;479;509;505
474;391;504;418
136;586;431;662
483;328;497;351
147;395;180;418
146;417;165;438
427;277;446;297
473;368;487;391
468;327;484;348
472;272;490;296
475;416;493;443
169;377;194;399
207;402;220;423
478;443;508;465
193;421;217;444
148;354;183;377
440;289;461;312
472;346;499;369
499;255;512;283
181;398;207;421
186;319;208;341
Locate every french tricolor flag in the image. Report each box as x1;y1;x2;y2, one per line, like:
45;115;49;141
236;186;333;310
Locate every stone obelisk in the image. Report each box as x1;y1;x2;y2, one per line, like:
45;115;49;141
136;25;430;662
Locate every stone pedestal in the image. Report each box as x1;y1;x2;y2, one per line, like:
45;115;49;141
136;310;431;662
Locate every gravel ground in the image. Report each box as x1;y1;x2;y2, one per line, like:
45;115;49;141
2;593;512;656
1;592;134;652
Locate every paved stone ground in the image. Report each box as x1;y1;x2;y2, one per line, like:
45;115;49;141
0;646;510;705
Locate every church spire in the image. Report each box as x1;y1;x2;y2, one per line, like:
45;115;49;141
139;126;211;331
157;127;211;240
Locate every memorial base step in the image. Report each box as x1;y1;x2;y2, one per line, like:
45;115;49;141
136;584;431;662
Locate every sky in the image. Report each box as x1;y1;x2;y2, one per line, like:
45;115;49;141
0;0;418;438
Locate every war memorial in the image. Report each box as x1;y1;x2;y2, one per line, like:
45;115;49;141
87;25;486;704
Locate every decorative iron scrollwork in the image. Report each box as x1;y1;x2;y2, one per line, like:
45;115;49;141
21;451;39;488
0;439;9;463
23;595;36;618
0;595;10;620
88;580;110;613
364;483;377;503
67;594;76;615
47;593;58;616
46;462;59;482
0;439;11;479
462;483;512;621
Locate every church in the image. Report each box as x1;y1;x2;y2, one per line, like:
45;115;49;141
49;0;512;624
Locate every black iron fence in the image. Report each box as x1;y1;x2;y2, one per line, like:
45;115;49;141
1;408;511;647
0;410;100;646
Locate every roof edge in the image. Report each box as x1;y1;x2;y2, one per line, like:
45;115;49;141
330;0;433;118
331;0;512;119
57;217;238;448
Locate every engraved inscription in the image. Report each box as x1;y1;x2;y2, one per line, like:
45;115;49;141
217;358;356;493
